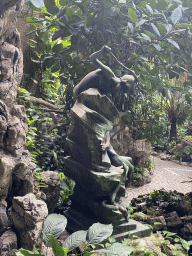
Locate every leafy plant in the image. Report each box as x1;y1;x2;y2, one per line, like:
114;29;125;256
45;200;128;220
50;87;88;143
59;173;74;204
14;219;135;256
42;213;67;244
157;230;192;255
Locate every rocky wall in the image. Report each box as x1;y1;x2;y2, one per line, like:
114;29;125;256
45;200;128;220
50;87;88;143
0;1;49;254
0;0;36;204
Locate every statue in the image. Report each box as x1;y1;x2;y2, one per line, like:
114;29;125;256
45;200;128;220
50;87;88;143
64;46;136;226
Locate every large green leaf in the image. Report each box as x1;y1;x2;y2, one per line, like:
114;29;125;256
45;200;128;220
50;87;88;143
49;235;68;256
136;19;146;27
146;5;153;14
44;0;59;15
128;9;138;24
170;6;182;24
14;249;44;256
166;24;172;33
152;43;162;51
144;30;156;39
62;230;87;252
29;0;44;8
52;29;70;41
151;23;160;36
86;223;113;245
53;43;63;53
185;93;191;104
60;0;67;6
141;33;151;42
156;0;168;10
157;23;167;34
107;242;134;256
42;214;67;244
128;22;134;32
167;39;180;50
138;1;148;8
98;243;134;256
57;6;68;18
149;0;156;9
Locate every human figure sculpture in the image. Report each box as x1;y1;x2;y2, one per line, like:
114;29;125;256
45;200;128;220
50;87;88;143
64;46;137;224
74;45;135;186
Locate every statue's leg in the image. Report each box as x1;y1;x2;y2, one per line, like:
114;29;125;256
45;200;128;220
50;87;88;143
107;144;134;187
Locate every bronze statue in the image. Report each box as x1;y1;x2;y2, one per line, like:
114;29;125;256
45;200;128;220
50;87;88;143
64;45;137;225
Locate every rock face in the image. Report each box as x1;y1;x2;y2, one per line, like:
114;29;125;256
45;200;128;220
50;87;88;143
0;229;17;256
111;127;152;168
0;0;43;253
11;193;48;249
40;171;60;213
0;0;35;199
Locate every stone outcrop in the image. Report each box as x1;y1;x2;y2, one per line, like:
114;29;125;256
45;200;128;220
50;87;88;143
39;171;60;213
0;0;35;199
0;229;17;256
0;0;50;253
111;127;152;168
11;193;48;249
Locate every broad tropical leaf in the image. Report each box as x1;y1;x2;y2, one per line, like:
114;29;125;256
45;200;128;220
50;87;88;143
152;44;162;51
136;19;146;27
151;23;160;36
107;242;134;256
128;9;138;24
167;39;180;50
42;214;67;244
166;24;172;33
97;243;134;256
29;0;44;9
128;22;134;33
14;249;44;256
170;6;182;24
62;230;87;252
146;5;153;14
49;235;68;256
141;33;151;42
44;0;59;15
86;223;113;245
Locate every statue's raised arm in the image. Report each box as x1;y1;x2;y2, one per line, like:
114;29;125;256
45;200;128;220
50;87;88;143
73;45;138;102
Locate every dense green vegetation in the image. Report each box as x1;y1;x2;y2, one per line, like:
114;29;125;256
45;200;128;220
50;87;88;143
17;0;192;199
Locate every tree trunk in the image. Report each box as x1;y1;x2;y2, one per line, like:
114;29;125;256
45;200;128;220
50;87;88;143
169;117;177;142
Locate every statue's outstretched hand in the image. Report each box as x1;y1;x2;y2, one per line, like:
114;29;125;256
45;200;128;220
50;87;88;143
101;45;111;55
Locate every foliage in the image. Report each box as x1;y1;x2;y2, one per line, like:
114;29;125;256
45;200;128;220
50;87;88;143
42;213;67;244
59;173;74;204
145;156;154;171
17;88;73;205
14;219;134;256
25;0;192;146
149;189;182;202
157;230;192;255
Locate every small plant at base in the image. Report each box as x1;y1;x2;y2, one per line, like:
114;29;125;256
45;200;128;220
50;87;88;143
157;230;192;255
14;214;135;256
59;173;74;205
145;156;154;172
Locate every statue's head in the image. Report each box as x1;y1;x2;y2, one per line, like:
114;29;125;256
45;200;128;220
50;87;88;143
111;75;135;94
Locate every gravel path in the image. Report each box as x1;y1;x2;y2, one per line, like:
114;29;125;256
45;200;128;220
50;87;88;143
126;156;192;202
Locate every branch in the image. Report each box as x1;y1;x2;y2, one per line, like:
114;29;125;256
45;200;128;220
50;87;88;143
29;96;62;111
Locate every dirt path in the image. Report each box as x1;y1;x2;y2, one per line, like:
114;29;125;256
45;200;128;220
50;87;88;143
126;156;192;202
